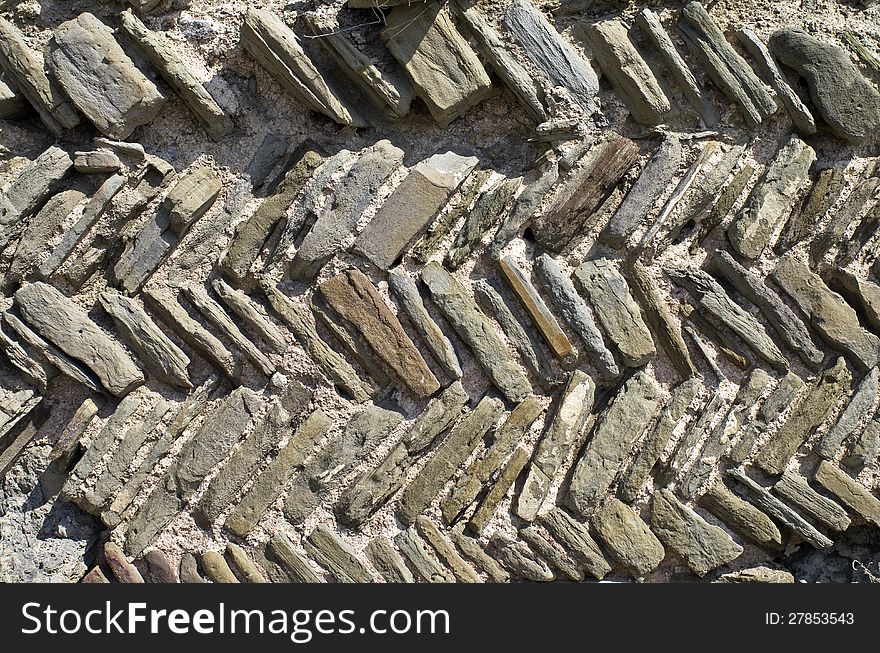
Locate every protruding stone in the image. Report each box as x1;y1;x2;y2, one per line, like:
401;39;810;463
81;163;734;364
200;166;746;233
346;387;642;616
179;553;208;584
755;357;851;475
774;470;852;532
728;135;816;260
818;366;879;459
420;263;531;402
568;371;663;515
503;0;599;114
651;488;743;577
489;533;554;582
120;9;234;141
446;176;520;270
364;537;414;584
201;552;239;583
241;8;365;126
140;550;178;583
469;446;530;535
414;516;482;583
450;528;510;583
382;2;491;127
532;137;639;252
540;508;611;580
636;8;717;126
104;542;144;584
396;527;454;583
48;13;165;139
73;151;123;174
15;283;143;396
226;543;268;583
267;535;325;583
586;19;671;124
716;566;795;583
575;258;655;367
211;278;287;353
769;28;880;142
814;460;880;528
0;146;73;243
700;479;784;549
592;498;665;578
354;152;479;269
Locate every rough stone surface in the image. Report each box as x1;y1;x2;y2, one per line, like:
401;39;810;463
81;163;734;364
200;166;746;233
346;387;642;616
700;479;784;550
592;498;665;577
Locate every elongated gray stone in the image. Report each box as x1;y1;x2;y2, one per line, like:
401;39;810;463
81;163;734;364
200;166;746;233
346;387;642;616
777;168;845;255
665;265;788;372
575;258;655;367
124;388;263;555
261;282;371;402
620;378;702;503
50;397;100;470
364;537;414;584
535;254;619;380
421;263;531;402
211;278;286;353
711;252;822;369
120;9;233;141
568;371;663;515
773;256;880;370
818;366;878;459
179;553;207;584
540;508;611;580
318;269;439;398
604;138;683;248
727;468;833;549
414;516;482;582
586;19;671;124
592;498;665;578
200;552;239;583
143;288;237;379
651;488;743;576
0;17;80;134
184;284;275;377
396;527;454;583
824;267;880;334
7;188;84;287
48;13;164;139
443;396;542;524
105;543;144;584
73;151;122;174
336;382;468;528
491;156;559;257
226;410;332;537
469;446;530;535
532;137;639;253
728;135;816;260
736;27;816;135
504;0;598;114
0;146;73;241
519;526;583;581
446;176;520;270
0;321;50;392
388;269;461;380
15;283;143;396
680;143;747;238
774;470;851;531
195;399;296;526
473;279;560;387
267;534;324;583
39;173;128;279
223;147;326;281
241;8;364;127
810;175;879;267
99;290;191;389
455;1;547;121
115;166;222;294
226;543;267;584
815;461;880;527
140;550;178;584
397;396;503;525
450;528;509;583
681;369;771;500
699;479;783;549
756;357;851;475
770;28;880;142
0;75;26;118
292;141;404;280
848;415;880;469
636;8;717;126
382;2;491;127
489;533;554;582
517;372;594;521
677;2;776;127
303;13;413;121
354;153;478;269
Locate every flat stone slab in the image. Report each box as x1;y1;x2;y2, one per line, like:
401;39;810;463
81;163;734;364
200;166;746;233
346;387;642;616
770;28;880;142
364;537;414;583
568;371;663;515
420;262;531;402
699;479;783;549
489;533;554;582
774;470;852;532
814;461;880;528
540;508;611;580
0;146;73;241
318;269;439;399
575;258;655;367
592;498;665;578
353;152;478;269
818;366;879;459
755;357;851;475
382;2;491;127
15;282;143;396
728;135;815;259
305;524;373;583
48;13;165;139
650;488;743;577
